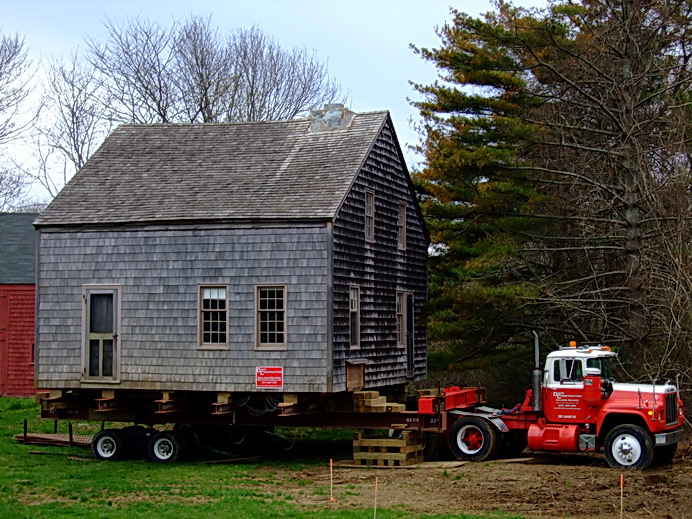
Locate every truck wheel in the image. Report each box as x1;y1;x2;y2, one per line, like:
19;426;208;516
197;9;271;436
499;430;528;458
449;416;500;462
604;425;654;470
92;429;126;461
148;431;187;463
652;444;677;467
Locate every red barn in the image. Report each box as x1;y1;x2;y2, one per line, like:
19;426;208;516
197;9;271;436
0;213;38;396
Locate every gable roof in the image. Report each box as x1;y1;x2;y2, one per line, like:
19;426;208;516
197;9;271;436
34;111;394;228
0;213;38;284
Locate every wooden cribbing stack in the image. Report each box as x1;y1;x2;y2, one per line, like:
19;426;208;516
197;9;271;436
352;391;406;413
353;429;424;467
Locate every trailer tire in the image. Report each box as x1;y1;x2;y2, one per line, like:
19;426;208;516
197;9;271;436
422;431;445;461
148;431;187;463
92;429;127;461
449;417;500;462
604;424;654;470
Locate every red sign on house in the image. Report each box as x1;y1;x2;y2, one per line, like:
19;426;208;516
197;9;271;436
255;366;283;389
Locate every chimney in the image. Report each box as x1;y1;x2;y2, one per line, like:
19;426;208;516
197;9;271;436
309;104;355;132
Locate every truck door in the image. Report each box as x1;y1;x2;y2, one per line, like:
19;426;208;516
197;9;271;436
543;358;589;423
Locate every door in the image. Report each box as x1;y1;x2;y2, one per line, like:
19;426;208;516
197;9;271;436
0;292;8;394
405;294;415;378
83;287;119;381
543;357;588;423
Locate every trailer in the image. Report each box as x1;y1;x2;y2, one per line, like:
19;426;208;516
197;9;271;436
38;335;685;470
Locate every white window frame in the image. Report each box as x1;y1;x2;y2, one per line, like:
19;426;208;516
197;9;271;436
349;285;361;349
364;190;375;242
81;285;121;383
397;202;407;251
396;291;409;348
198;284;229;349
255;285;287;350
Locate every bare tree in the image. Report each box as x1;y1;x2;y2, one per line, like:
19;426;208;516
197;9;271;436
0;32;34;144
40;53;112;172
226;26;344;121
87;16;344;124
173;17;237;123
0;165;29;211
87;17;179;123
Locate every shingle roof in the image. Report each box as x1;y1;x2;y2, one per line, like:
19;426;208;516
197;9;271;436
0;213;38;283
34;111;390;227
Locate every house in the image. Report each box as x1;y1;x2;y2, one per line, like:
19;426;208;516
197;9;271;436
0;212;38;396
33;106;428;400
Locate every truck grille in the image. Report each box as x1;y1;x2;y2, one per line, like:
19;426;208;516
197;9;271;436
665;393;678;426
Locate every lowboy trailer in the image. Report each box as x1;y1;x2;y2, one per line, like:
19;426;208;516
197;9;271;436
39;335;685;470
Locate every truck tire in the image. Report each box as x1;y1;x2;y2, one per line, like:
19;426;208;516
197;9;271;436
148;431;187;463
449;416;500;462
604;425;654;470
652;444;677;467
499;430;528;458
92;429;127;461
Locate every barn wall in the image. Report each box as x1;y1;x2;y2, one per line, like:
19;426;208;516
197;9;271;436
36;226;330;393
0;285;36;396
332;119;428;391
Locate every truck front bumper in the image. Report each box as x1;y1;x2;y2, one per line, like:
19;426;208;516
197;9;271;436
654;428;685;446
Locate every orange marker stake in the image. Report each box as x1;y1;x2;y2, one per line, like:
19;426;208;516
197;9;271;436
620;473;624;519
373;476;379;519
329;458;335;502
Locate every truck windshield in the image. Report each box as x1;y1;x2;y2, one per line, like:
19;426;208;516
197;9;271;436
587;357;613;381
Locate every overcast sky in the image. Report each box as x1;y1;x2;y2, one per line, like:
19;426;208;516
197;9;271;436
2;0;547;192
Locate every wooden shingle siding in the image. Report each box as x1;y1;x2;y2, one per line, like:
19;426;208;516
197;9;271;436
332;119;427;391
36;225;330;392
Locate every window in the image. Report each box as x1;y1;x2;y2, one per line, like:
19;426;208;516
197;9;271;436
83;286;120;381
200;286;228;347
396;292;405;347
349;286;360;348
257;286;286;349
397;202;407;250
364;190;375;242
553;358;583;383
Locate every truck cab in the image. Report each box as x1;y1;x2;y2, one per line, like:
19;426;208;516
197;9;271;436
537;343;685;469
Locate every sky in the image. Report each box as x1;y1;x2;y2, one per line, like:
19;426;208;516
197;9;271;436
1;0;547;200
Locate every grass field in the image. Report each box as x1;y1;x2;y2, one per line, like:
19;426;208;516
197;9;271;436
0;397;522;519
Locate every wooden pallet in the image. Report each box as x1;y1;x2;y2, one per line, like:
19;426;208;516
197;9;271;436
353;429;423;467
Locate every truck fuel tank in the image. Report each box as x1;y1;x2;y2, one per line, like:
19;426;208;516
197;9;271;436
527;421;579;452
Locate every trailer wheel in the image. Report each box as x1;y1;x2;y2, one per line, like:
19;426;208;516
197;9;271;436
449;417;500;462
604;425;654;470
422;431;445;461
148;431;187;463
92;429;126;461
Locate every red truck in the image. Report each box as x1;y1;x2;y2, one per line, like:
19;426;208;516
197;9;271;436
425;335;685;470
39;335;685;470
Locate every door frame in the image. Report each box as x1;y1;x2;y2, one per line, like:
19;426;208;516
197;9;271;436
81;285;121;383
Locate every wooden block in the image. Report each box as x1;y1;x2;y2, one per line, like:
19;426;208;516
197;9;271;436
217;392;232;404
353;391;380;400
363;396;387;407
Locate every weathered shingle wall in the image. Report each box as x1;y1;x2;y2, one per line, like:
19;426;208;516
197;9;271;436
332;119;428;391
36;225;330;392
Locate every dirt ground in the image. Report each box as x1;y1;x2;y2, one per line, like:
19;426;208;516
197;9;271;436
269;439;692;518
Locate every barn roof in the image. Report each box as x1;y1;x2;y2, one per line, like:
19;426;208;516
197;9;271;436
0;213;38;284
34;110;395;227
